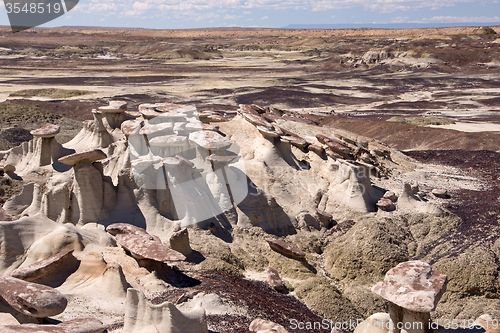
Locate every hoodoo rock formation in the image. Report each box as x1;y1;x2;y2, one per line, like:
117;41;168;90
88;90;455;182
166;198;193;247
0;99;489;331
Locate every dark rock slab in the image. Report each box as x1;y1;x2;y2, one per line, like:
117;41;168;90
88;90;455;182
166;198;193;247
116;233;186;262
11;249;75;282
0;276;67;317
265;238;305;260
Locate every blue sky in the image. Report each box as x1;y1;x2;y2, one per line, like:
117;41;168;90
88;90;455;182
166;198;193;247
1;0;499;29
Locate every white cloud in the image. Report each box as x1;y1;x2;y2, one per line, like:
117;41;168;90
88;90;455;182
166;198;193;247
66;0;500;22
261;15;268;19
414;15;500;23
224;14;242;19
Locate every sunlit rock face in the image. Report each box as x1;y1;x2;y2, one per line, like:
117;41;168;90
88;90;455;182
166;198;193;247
129;103;248;227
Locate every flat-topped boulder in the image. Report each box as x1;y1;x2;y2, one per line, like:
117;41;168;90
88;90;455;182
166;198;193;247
431;188;449;198
372;260;447;312
30;124;60;138
149;134;187;147
58;149;107;166
383;191;397;201
116;233;186;262
11;249;75;282
249;318;289;333
376;198;395;211
121;119;143;135
189;131;232;150
0;276;67;317
106;223;149;236
98;100;127;113
266;238;306;260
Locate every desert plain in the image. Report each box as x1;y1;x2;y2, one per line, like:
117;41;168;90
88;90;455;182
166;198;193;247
0;24;499;333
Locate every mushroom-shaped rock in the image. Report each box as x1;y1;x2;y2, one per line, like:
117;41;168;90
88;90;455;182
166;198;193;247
116;233;186;262
59;149;107;225
10;249;75;282
0;276;67;317
58;149;107;166
383;191;397;202
189;131;232;150
27;123;65;167
266;238;305;260
371;261;447;333
30;124;60;138
169;228;193;256
431;188;449;198
124;288;208;333
266;267;285;291
249;318;289;333
376;198;395;211
98;100;127;113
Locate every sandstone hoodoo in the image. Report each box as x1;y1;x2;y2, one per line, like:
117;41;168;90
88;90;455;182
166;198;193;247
372;261;447;333
58;149;108;225
0;88;493;331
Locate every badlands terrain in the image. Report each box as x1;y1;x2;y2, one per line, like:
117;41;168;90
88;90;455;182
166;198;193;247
0;25;499;332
